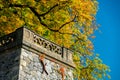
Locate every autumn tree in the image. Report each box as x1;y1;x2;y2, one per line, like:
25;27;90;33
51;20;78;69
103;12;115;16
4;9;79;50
0;0;110;80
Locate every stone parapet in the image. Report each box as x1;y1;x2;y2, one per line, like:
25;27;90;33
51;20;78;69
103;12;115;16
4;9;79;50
0;26;75;68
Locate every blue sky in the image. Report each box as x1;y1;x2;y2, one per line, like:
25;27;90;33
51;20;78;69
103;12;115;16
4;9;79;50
94;0;120;80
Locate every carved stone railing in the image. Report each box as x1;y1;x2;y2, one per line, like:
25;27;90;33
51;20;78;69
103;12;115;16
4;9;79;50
33;34;62;55
0;26;75;68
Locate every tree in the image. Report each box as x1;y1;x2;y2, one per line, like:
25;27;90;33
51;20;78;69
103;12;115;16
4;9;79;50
0;0;110;79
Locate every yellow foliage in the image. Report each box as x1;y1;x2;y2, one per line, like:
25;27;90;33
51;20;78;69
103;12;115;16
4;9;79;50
0;0;110;80
1;16;7;22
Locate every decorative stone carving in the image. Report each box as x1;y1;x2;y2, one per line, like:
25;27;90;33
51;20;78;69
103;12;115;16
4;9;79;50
33;35;62;55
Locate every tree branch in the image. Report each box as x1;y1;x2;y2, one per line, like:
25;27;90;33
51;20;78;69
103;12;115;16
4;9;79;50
1;3;77;33
6;4;58;31
58;31;84;42
39;4;59;16
39;17;59;32
58;15;77;30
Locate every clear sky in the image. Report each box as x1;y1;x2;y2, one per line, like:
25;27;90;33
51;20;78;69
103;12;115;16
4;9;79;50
94;0;120;80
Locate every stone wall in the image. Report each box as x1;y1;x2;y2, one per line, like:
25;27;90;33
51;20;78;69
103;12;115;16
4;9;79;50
0;49;20;80
0;26;75;80
19;48;73;80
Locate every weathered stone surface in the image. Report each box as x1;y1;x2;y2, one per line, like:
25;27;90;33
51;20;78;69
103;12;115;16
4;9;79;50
0;49;20;80
19;48;73;80
0;26;75;80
